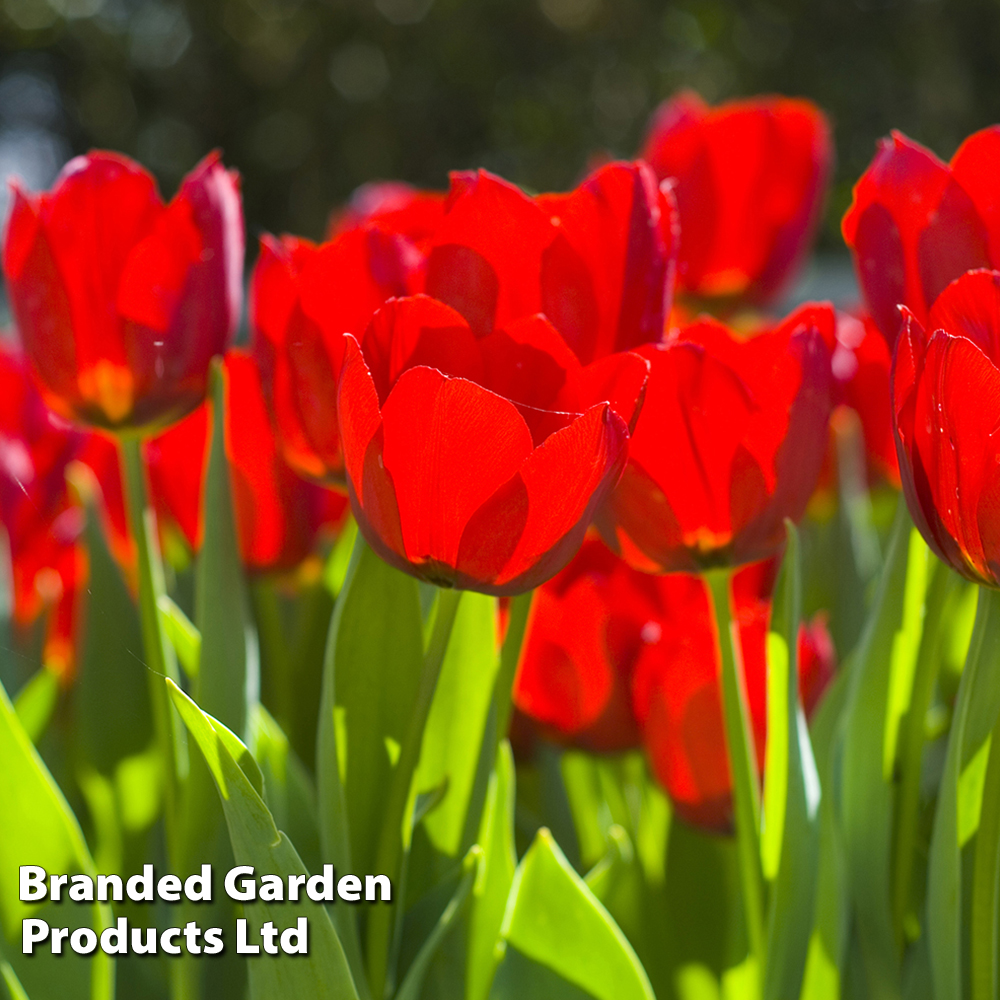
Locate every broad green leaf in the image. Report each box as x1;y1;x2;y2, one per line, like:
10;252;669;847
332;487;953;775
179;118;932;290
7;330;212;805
251;703;321;876
195;360;259;742
0;676;114;1000
13;668;58;745
467;741;517;1000
167;679;360;1000
317;539;423;879
497;828;655;1000
802;666;851;999
959;736;991;848
416;591;500;858
972;712;1000;1000
396;846;481;1000
883;531;930;779
157;594;200;679
74;480;151;775
928;585;1000;1000
838;502;912;997
562;753;614;871
490;947;595;1000
762;523;821;1000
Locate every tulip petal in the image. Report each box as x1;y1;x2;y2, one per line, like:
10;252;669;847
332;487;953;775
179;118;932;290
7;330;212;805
537;161;677;362
380;366;534;572
425;170;555;336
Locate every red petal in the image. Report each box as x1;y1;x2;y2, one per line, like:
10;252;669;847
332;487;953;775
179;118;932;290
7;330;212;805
950;126;1000;267
379;366;533;573
843;132;990;345
536;160;677;362
926;268;1000;361
425;170;555;336
558;350;650;433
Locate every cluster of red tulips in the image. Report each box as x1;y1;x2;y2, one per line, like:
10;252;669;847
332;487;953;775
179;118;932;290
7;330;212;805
5;86;1000;1000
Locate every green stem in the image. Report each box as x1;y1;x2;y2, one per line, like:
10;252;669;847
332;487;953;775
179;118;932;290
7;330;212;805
120;438;195;1000
973;703;1000;1000
891;559;952;950
705;567;766;974
492;591;534;750
366;587;463;1000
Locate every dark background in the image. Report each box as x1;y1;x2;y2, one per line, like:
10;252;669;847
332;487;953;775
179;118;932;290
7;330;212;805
3;0;1000;252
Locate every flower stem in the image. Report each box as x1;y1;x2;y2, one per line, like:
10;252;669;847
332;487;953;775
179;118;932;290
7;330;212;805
492;590;534;752
705;567;766;975
366;586;463;1000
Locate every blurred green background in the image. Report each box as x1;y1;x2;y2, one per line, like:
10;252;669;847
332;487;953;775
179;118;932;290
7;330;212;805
2;0;1000;249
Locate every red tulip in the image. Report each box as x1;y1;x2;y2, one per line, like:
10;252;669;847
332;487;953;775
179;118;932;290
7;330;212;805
250;225;422;483
337;294;646;594
641;90;832;305
144;351;348;574
512;540;836;830
598;303;835;573
2;151;244;432
892;268;1000;585
327;181;446;253
842;128;1000;347
426;162;677;363
0;343;85;675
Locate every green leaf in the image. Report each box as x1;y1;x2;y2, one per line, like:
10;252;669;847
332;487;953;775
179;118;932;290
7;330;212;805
416;591;500;858
972;710;1000;1000
167;679;360;1000
762;522;821;1000
0;675;114;1000
467;740;517;1000
13;668;59;745
495;828;655;1000
195;359;259;742
250;703;321;875
157;594;200;679
838;502;912;997
927;585;1000;1000
396;846;481;1000
74;477;152;775
318;539;423;879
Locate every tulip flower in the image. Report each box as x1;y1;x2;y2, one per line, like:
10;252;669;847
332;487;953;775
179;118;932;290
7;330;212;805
337;294;647;594
327;180;446;253
512;540;836;830
144;351;348;574
250;225;422;483
2;151;244;432
640;90;832;306
842;127;1000;347
0;343;86;675
256;162;676;487
598;303;835;573
892;268;1000;586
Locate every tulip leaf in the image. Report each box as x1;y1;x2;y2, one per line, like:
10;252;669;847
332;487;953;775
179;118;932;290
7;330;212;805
927;584;1000;1000
74;475;152;775
396;846;481;1000
838;502;912;997
157;593;201;679
318;538;424;876
0;675;114;1000
467;740;517;1000
13;668;59;746
250;702;321;876
972;712;1000;1000
762;522;821;1000
493;828;655;1000
167;678;360;1000
195;359;260;741
416;590;500;858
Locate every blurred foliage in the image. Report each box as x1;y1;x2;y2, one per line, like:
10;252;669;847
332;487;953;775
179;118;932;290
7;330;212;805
2;0;1000;248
